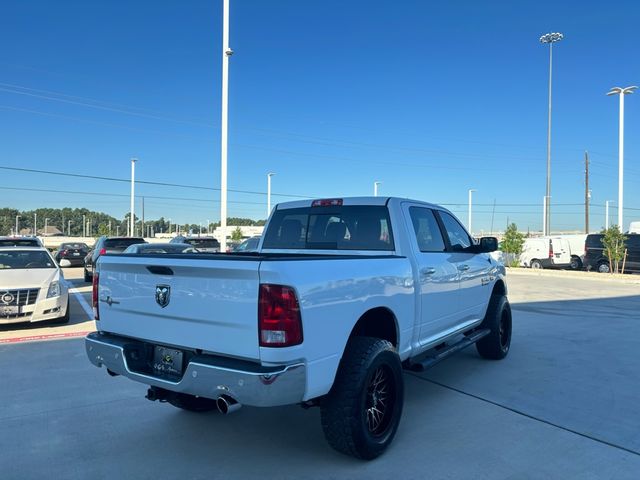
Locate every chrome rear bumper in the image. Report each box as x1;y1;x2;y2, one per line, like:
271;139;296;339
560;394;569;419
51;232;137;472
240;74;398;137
85;332;306;407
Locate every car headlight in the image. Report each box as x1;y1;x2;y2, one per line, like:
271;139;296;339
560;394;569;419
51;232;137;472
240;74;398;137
47;281;61;298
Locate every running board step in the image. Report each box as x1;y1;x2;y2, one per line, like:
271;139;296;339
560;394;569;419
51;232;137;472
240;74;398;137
406;328;491;372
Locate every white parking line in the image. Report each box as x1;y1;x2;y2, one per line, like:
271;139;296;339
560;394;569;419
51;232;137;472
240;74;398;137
64;281;94;319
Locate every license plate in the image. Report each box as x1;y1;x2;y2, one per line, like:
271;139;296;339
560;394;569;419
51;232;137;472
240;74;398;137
152;346;184;377
0;305;19;316
73;252;80;256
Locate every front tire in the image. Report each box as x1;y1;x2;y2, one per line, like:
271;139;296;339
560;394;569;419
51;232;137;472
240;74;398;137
476;294;512;360
597;261;611;273
321;337;404;460
530;259;542;269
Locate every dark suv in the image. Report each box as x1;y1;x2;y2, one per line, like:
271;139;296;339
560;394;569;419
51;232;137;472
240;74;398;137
584;233;640;273
84;236;146;281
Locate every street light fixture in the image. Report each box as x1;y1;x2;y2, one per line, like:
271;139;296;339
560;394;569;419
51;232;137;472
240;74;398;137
468;189;476;234
607;86;637;231
539;32;564;236
267;173;275;217
374;181;382;197
605;200;614;229
130;157;138;237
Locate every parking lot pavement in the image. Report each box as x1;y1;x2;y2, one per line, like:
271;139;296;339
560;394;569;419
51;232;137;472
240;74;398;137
1;274;639;479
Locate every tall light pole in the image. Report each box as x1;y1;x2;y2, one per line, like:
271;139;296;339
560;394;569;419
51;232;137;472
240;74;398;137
34;212;37;236
219;0;232;253
605;200;613;229
374;181;382;197
607;86;637;231
130;157;138;238
267;173;275;217
168;218;172;235
468;189;476;234
15;215;20;236
540;32;563;236
82;214;86;237
68;220;72;236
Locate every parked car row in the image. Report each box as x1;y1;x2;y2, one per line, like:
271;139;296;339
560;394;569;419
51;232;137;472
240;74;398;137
516;233;640;273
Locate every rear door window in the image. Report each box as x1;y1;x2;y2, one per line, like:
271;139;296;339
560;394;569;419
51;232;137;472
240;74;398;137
263;206;394;251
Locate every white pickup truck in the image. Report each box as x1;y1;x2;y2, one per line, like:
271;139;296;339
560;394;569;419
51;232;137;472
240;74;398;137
86;197;511;459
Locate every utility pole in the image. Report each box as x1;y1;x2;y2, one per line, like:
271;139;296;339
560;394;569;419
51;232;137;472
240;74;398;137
141;196;145;238
584;151;589;234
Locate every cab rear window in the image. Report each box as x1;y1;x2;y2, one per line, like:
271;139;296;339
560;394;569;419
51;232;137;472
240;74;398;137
263;206;394;251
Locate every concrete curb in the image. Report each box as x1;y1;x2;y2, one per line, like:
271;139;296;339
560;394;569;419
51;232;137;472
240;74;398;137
505;267;640;284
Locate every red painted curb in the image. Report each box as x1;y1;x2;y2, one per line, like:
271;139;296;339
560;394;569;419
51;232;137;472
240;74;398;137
0;330;92;344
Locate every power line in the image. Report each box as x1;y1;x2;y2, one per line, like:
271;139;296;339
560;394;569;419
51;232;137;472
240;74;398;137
0;165;313;199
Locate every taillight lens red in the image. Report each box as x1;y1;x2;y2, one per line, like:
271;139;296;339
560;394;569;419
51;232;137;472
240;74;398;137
258;284;302;347
99;248;106;255
92;271;100;320
548;240;554;258
60;249;68;256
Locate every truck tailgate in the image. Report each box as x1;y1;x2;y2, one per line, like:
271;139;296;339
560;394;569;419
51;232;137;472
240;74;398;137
96;255;261;360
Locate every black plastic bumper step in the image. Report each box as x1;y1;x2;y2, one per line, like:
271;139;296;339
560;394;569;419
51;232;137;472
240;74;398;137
406;328;491;372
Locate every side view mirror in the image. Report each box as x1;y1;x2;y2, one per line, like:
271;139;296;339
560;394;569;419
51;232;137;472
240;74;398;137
479;237;498;253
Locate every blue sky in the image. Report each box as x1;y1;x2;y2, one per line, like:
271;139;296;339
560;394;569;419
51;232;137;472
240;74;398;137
1;0;639;232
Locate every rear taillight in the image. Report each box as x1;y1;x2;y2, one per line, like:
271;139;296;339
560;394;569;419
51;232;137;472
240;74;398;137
99;248;106;255
92;271;100;320
258;284;303;347
60;250;68;257
548;240;554;258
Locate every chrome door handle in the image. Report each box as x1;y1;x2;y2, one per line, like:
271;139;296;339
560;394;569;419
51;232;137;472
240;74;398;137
458;264;470;271
420;267;436;276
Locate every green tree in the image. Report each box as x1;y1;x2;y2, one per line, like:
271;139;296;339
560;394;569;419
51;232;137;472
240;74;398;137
502;223;525;267
231;226;243;241
97;223;109;237
601;226;627;273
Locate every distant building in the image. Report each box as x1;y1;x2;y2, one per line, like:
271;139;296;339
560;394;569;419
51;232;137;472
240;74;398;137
212;225;264;243
39;226;63;236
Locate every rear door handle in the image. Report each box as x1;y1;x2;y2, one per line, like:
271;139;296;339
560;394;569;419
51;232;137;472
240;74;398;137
457;264;470;271
420;267;436;276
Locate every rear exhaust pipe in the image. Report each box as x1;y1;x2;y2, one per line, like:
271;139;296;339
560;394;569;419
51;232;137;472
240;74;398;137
216;395;241;414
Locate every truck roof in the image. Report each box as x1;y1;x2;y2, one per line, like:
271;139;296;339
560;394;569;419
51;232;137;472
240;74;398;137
275;196;443;211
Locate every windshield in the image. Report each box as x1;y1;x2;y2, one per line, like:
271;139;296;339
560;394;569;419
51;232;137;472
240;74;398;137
61;243;89;250
125;244;196;254
0;250;56;269
185;238;220;248
104;238;145;250
263;206;394;251
0;239;41;247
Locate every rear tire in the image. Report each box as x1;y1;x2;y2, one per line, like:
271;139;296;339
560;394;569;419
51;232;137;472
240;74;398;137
476;294;512;360
569;256;582;270
597;261;611;274
530;259;542;269
321;336;404;460
167;393;218;413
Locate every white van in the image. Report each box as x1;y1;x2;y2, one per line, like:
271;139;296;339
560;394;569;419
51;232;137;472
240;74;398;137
519;237;572;269
554;234;587;269
629;221;640;234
